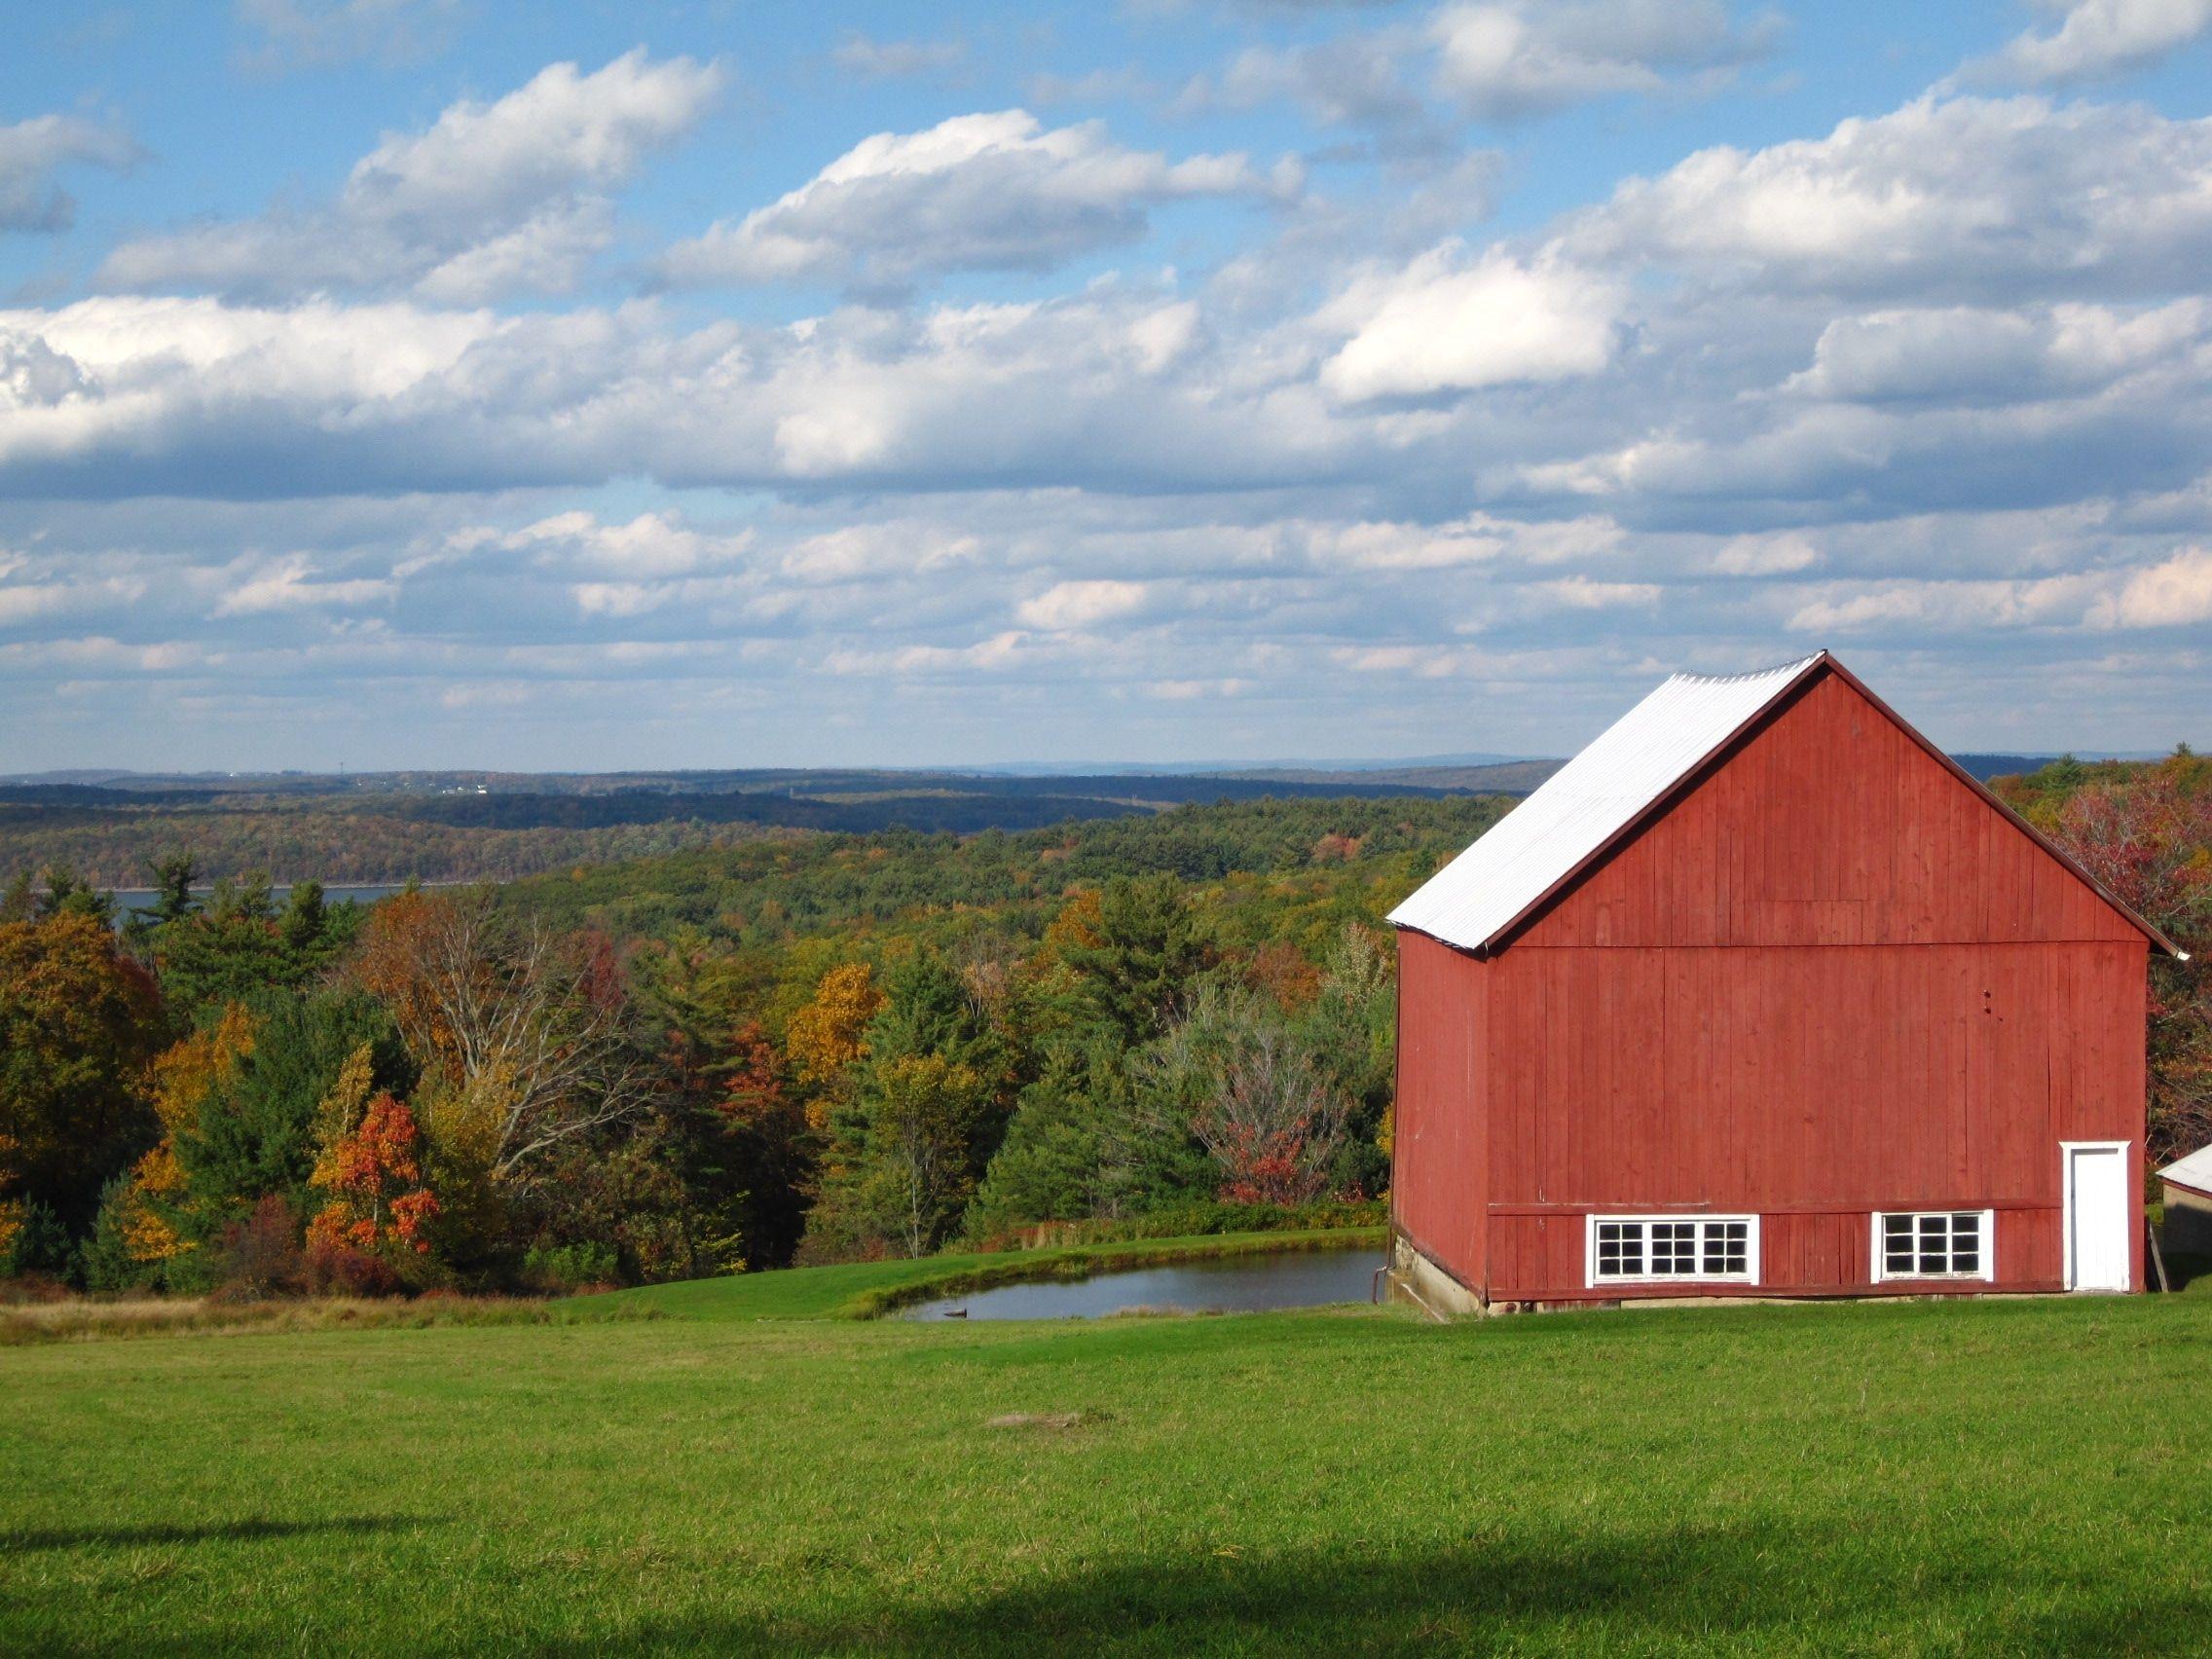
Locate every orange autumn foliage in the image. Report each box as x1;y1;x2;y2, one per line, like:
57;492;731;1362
308;1094;440;1256
1041;888;1105;954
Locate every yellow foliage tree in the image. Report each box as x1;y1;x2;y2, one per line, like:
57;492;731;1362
1041;889;1105;955
309;1041;379;1186
785;963;884;1109
123;1003;258;1263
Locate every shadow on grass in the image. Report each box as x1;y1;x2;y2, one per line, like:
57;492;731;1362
540;1526;2212;1655
4;1514;441;1553
2160;1252;2212;1294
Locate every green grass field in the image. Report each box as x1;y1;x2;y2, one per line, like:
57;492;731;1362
5;1248;2210;1655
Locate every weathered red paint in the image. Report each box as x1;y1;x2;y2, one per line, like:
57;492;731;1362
1391;662;2154;1304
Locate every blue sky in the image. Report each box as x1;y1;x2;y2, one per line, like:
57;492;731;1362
3;0;2209;771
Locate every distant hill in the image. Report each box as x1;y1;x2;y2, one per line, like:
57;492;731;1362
0;766;1529;888
2;751;2177;887
1952;754;2068;782
1226;759;1565;793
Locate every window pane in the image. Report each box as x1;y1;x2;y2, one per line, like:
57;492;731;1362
1596;1222;1644;1278
1595;1218;1758;1280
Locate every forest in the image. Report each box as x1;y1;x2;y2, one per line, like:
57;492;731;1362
0;753;2204;1298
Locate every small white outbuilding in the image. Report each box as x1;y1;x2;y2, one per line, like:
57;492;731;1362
2160;1146;2212;1257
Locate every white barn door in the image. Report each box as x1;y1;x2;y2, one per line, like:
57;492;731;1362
2063;1142;2131;1293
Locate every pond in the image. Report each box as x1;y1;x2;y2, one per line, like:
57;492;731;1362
899;1244;1384;1321
111;884;409;921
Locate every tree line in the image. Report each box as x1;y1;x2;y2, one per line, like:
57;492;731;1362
2;760;2202;1299
1995;747;2210;1161
1;798;1464;1294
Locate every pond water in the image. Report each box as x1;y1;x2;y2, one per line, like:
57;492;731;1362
900;1244;1384;1321
111;884;407;920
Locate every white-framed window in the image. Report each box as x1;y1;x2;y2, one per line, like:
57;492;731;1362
1871;1210;1994;1282
1585;1214;1759;1286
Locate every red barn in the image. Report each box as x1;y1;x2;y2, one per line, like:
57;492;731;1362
1385;651;2182;1314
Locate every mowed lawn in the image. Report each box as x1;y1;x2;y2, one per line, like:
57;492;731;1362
5;1267;2211;1654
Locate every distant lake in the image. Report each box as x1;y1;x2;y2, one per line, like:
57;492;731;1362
111;884;407;920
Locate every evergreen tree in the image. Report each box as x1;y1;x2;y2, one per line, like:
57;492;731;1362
2;1199;73;1279
177;990;414;1233
123;853;201;952
157;872;354;1020
79;1175;151;1293
36;866;116;928
279;879;328;956
0;871;35;924
966;1038;1127;1235
1062;875;1212;1045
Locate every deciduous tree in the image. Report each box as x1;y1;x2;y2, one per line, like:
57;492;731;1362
0;911;163;1234
2044;756;2212;1160
351;888;651;1182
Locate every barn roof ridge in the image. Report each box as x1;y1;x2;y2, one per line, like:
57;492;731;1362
1387;649;2184;960
1666;656;1825;686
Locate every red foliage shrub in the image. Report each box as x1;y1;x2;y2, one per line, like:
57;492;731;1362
301;1241;402;1298
0;1272;74;1305
213;1196;305;1301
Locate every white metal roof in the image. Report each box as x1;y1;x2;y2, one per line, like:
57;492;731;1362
1387;654;1825;953
2161;1144;2212;1196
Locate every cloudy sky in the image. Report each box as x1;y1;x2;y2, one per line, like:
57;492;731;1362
3;0;2209;771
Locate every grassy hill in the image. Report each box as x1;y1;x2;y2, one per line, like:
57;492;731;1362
5;1267;2209;1652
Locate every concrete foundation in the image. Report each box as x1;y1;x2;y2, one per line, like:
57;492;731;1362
1384;1234;1487;1321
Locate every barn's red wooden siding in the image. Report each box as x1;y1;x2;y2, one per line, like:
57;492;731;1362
1392;663;2151;1304
1390;931;1487;1292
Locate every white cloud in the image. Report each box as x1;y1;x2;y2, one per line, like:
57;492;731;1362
1319;244;1623;401
1184;34;1432;131
829;32;966;79
0;115;137;233
0;572;146;624
658;110;1292;291
2087;543;2212;626
1966;0;2212;87
1016;578;1150;629
0;296;499;477
780;522;981;583
214;555;393;613
503;510;753;577
1784;301;2208;404
1569;95;2212;299
0;287;1363;500
1308;512;1622;571
1711;532;1822;575
1788;547;2212;633
1530;574;1660;608
1431;0;1776;121
1145;678;1251;699
99;51;721;301
233;0;458;73
825;631;1032;677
